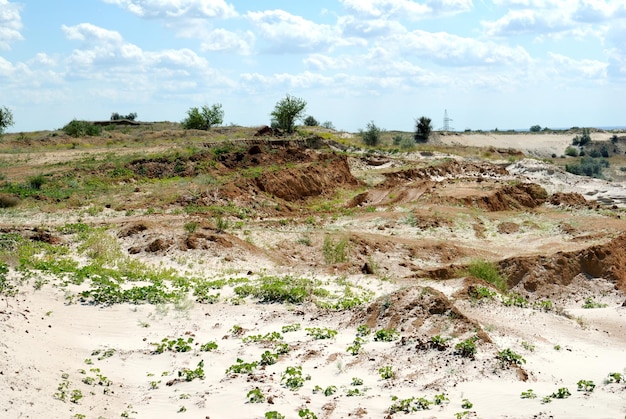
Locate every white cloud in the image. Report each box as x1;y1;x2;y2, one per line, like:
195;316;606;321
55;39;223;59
200;29;255;55
340;0;472;19
102;0;237;19
338;15;405;38
547;52;607;79
0;0;23;49
62;23;124;44
482;9;571;37
247;9;343;53
393;30;531;66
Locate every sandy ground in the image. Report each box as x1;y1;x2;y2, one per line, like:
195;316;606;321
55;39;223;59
1;131;626;419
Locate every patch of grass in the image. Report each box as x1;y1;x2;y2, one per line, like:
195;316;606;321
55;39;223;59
465;260;507;292
323;235;349;264
496;348;526;367
374;328;399;342
305;327;338;340
582;297;607;309
455;336;478;359
281;366;309;391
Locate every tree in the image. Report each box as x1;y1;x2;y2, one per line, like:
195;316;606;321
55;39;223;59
321;121;335;130
270;94;307;133
111;112;137;121
303;115;318;126
0;106;14;136
182;104;224;130
360;121;382;146
414;116;432;143
530;125;541;132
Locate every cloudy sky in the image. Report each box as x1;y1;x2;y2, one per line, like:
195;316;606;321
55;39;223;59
1;0;625;132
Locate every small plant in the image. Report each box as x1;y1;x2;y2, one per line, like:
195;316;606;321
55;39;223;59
502;292;529;308
260;350;279;366
497;348;526;367
433;393;450;405
379;365;394;380
70;389;83;404
243;331;283;343
469;285;497;301
149;380;160;390
305;327;337;340
553;344;562;351
247;387;265;403
455;336;478;358
374;328;399;342
297;408;318;419
461;398;473;409
323;235;349;264
521;341;535;352
346;388;365;396
577;379;595;392
347;336;366;355
324;385;337;396
541;395;552;404
178;360;205;381
466;260;507;291
265;412;286;419
200;341;218;352
351;377;364;386
535;299;554;312
226;358;259;375
183;221;198;234
281;366;309;390
429;335;450;351
582;297;607;309
281;323;301;333
151;337;194;354
356;324;371;337
388;396;432;413
551;387;571;399
606;372;623;383
520;389;537;399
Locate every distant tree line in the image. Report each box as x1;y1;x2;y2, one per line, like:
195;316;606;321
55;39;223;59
111;112;137;121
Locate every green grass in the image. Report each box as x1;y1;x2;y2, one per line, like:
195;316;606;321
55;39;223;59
465;259;507;292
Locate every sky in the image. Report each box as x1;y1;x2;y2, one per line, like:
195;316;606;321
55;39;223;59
1;0;625;133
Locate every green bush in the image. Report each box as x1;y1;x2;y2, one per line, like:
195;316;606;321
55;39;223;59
0;106;14;135
182;104;224;130
62;120;102;137
360;121;383;146
271;94;307;133
466;260;507;291
303;116;318;126
414;116;432;142
565;146;578;157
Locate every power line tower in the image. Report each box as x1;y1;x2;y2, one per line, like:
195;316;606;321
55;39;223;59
442;109;454;132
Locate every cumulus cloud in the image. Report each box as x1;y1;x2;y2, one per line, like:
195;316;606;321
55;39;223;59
247;9;345;53
0;0;23;49
200;29;255;55
547;52;607;79
340;0;472;19
102;0;237;19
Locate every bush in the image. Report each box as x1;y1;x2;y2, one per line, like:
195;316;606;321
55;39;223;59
0;106;14;136
360;121;382;146
62;120;102;137
271;94;307;133
565;157;609;178
182;104;224;130
530;125;541;132
414;116;432;142
303;116;318;126
466;260;507;291
110;112;137;121
564;146;578;157
321;121;335;130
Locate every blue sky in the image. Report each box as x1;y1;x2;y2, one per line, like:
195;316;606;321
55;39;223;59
1;0;625;132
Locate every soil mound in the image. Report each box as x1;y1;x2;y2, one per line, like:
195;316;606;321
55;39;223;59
254;154;361;201
549;192;589;208
351;286;487;339
499;233;626;294
381;160;509;187
456;183;548;211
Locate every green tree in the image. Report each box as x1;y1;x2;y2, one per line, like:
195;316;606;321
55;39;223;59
111;112;137;121
182;104;224;130
530;125;541;132
360;121;382;146
270;94;307;133
303;115;318;126
414;116;432;143
0;106;15;136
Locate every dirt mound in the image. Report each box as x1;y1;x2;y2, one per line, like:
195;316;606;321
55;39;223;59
455;183;548;211
549;192;589;208
254;154;361;201
381;160;509;187
253;125;281;137
499;233;626;294
351;286;487;340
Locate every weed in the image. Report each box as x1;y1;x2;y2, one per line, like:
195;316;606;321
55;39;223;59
200;341;218;352
265;412;285;419
324;385;337;396
379;365;394;380
226;359;259;375
461;399;473;409
502;292;529;308
347;336;366;355
247;387;265;403
305;327;337;340
260;351;279;366
541;395;552;404
389;396;432;413
455;336;478;358
346;388;366;396
606;372;623;383
70;389;83;404
497;348;526;367
534;299;554;312
433;393;450;405
551;387;571;399
281;366;309;390
469;285;497;301
243;331;283;344
178;360;205;381
323;235;349;264
582;297;607;309
356;324;371;337
281;323;301;333
183;221;198;234
521;341;535;352
151;337;194;354
351;377;364;386
520;389;537;399
374;328;399;342
429;335;450;351
553;344;562;350
298;408;318;419
577;379;595;392
466;260;507;291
